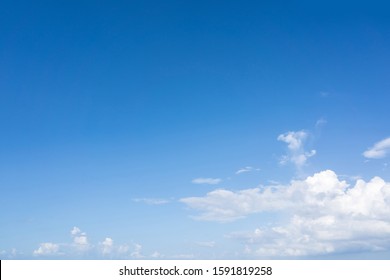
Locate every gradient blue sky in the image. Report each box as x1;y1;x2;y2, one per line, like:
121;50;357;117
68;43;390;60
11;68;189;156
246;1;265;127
1;0;390;259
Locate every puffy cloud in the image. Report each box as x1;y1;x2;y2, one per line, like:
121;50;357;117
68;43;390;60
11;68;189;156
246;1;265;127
101;238;113;255
30;227;146;259
363;137;390;159
181;187;286;222
277;130;316;169
70;227;81;236
236;166;260;174
71;227;89;249
33;243;59;256
182;170;390;257
192;178;222;185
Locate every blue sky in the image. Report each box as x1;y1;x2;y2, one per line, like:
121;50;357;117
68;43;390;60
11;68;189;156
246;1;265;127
1;0;390;259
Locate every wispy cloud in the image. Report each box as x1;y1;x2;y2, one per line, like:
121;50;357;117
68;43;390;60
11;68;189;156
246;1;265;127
192;178;222;185
277;130;316;170
315;117;327;128
363;137;390;159
182;170;390;257
132;198;170;205
235;166;260;175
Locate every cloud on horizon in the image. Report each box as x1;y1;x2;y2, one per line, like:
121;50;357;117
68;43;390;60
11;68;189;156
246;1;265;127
181;170;390;257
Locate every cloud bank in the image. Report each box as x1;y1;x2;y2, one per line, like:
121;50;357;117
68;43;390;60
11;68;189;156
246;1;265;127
181;170;390;256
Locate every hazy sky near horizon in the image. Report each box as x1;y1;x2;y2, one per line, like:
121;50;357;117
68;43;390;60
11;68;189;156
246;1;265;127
1;0;390;259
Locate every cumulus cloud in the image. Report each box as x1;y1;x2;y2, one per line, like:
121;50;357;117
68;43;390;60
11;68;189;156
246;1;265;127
363;137;390;159
182;170;390;256
181;187;286;222
33;243;60;256
31;226;146;259
192;178;222;185
71;227;89;250
236;166;260;175
277;130;316;169
101;238;113;255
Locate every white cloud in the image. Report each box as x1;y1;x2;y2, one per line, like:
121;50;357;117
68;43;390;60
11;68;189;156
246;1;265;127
182;170;390;257
101;238;113;255
71;227;89;248
29;226;148;259
277;130;316;169
33;243;59;256
151;251;163;258
131;243;143;258
236;166;260;174
70;227;81;236
192;178;222;185
181;186;286;222
363;137;390;159
1;248;19;258
133;198;170;205
118;244;130;254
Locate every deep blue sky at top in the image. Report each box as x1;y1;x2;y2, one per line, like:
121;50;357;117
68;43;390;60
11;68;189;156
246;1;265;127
1;0;390;257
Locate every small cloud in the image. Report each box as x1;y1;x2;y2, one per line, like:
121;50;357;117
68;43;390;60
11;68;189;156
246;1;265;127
133;198;170;205
192;178;222;185
235;166;260;175
131;243;143;259
33;243;59;256
118;244;130;254
363;137;390;159
151;251;163;258
1;248;19;258
101;238;113;255
70;227;81;236
277;130;316;170
70;227;89;251
315;117;327;128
